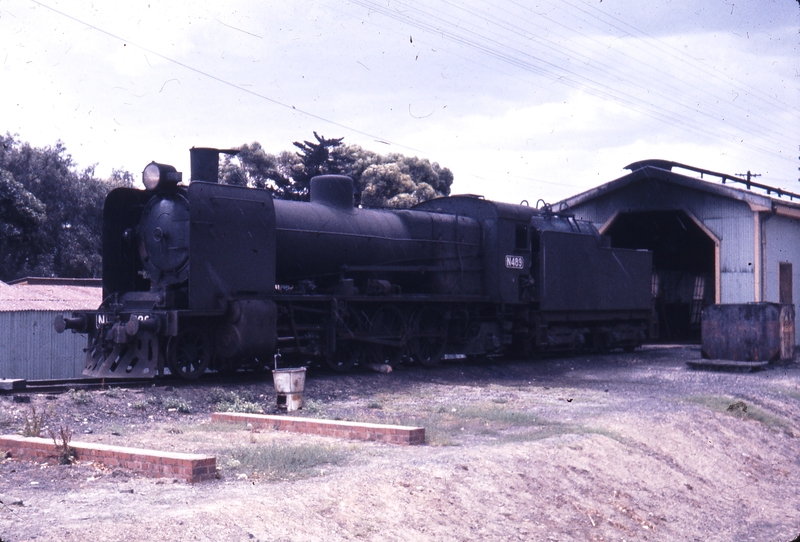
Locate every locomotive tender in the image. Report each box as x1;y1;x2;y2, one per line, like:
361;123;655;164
55;148;653;379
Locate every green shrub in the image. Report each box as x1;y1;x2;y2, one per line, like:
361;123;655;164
130;400;149;410
68;389;93;405
163;397;192;414
211;390;263;414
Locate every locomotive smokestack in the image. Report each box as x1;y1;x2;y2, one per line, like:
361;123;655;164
190;147;240;183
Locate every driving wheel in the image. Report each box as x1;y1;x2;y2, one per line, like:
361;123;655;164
328;305;366;372
368;305;407;365
167;325;213;379
409;307;448;366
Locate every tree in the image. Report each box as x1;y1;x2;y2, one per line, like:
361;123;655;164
222;134;454;208
288;132;345;200
219;142;303;199
0;133;132;281
355;153;453;208
0;169;47;280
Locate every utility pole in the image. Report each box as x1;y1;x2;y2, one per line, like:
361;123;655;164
735;170;761;190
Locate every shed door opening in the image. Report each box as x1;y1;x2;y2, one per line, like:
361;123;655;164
604;210;715;342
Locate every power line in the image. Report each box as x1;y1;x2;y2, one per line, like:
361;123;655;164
346;0;795;165
492;0;798;145
28;0;426;156
560;0;800;116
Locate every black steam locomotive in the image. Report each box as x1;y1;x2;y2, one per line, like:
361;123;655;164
56;148;653;379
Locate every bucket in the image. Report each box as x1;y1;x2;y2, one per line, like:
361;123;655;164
272;367;306;411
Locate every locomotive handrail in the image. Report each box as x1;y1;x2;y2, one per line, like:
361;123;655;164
275;226;481;247
341;264;484;273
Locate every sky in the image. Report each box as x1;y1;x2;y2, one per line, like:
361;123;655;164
1;0;798;205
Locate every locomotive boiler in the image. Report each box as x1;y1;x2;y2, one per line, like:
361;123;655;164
56;148;653;379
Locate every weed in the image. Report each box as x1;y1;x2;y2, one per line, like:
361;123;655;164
779;387;800;402
390;402;560;445
173;422;243;439
22;405;47;437
499;425;625;445
102;388;121;399
68;389;93;405
212;390;263;414
130;396;160;411
163;397;192;414
686;395;796;435
216;399;263;414
216;442;347;481
130;400;149;410
49;425;75;465
209;388;255;404
367;401;383;410
0;412;14;431
458;405;544;426
302;399;324;415
106;424;128;437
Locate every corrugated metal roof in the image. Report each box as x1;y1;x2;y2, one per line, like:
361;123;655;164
0;279;101;312
559;162;800;214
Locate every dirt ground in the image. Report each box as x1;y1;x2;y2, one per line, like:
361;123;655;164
0;345;799;541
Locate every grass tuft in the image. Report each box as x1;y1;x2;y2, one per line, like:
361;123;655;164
686;395;796;435
302;399;324;416
499;425;625;444
216;442;347;481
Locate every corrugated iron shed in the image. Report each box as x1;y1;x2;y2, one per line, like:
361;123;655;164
0;278;101;379
559;160;800;344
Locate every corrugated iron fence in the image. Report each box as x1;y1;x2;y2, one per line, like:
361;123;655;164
0;311;86;380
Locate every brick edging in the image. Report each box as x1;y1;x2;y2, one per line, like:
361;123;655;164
0;435;216;483
212;412;425;445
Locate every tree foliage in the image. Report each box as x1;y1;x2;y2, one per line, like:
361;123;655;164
220;134;453;208
0;133;132;281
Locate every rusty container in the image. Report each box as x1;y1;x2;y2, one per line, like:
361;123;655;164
272;367;306;411
701;303;795;362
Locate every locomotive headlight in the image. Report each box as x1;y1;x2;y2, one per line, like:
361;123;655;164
142;162;182;191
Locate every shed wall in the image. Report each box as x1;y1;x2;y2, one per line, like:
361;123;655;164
704;215;756;303
0;311;86;380
763;216;800;308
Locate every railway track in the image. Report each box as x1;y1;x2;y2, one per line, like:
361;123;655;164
0;370;275;396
